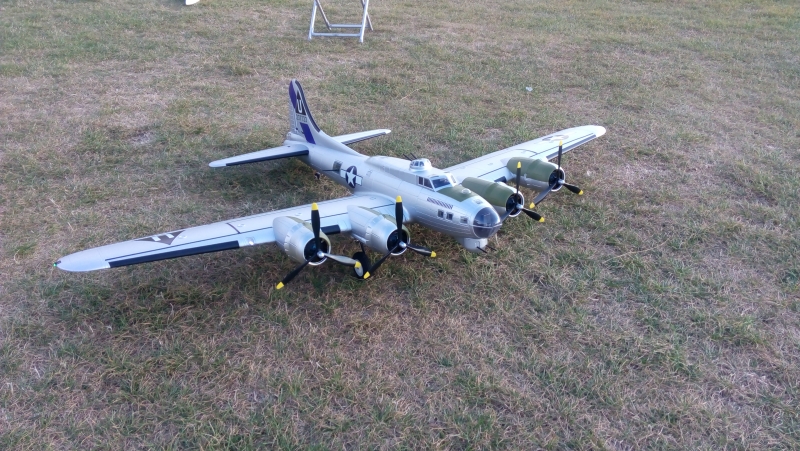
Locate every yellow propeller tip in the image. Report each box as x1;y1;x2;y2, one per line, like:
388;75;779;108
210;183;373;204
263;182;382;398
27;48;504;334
354;261;361;269
276;282;285;290
364;272;371;279
559;140;562;146
517;161;521;169
578;190;584;195
529;203;535;209
396;195;402;202
539;217;545;223
431;251;437;258
311;203;319;211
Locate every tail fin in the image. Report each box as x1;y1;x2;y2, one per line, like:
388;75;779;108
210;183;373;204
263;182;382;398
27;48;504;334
288;79;323;144
286;80;364;156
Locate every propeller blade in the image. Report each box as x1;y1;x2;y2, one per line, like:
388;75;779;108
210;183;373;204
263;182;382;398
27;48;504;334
494;162;524;224
323;253;359;266
311;202;321;253
557;141;563;171
563;183;583;195
366;196;404;277
367;194;435;277
395;195;404;231
521;208;544;222
354;261;366;278
277;202;357;290
276;260;309;290
532;185;554;206
406;242;436;257
369;245;399;275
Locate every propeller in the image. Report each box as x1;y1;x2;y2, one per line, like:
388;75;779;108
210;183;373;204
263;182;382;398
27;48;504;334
276;203;362;289
367;196;436;277
529;141;583;209
501;161;546;223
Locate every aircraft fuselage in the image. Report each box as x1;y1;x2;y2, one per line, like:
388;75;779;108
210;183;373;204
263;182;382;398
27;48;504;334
292;135;502;249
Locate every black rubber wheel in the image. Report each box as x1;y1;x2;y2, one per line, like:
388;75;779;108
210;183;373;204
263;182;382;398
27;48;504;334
351;251;371;278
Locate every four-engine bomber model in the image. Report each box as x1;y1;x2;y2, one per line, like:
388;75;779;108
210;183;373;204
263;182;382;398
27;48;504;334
55;80;606;289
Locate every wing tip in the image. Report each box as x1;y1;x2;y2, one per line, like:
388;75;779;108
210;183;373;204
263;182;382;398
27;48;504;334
592;126;607;137
54;254;111;272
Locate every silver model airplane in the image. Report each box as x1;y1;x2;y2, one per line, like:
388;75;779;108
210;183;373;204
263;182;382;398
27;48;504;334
55;80;606;289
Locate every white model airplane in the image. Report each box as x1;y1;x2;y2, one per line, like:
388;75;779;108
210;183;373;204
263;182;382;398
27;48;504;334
55;80;605;289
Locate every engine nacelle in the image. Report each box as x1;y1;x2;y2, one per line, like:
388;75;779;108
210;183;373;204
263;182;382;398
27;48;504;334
272;216;331;265
347;206;410;255
507;158;565;191
460;177;524;218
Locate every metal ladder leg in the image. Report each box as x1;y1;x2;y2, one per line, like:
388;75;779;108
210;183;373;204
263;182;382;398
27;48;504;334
357;0;370;42
308;0;372;42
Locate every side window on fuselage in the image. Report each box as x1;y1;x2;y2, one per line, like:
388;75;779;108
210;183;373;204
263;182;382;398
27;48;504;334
418;176;433;189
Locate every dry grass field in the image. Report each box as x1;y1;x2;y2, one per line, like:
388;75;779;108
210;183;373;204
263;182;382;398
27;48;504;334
2;0;799;449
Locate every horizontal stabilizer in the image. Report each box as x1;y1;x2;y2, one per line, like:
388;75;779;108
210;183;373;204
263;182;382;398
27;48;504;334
209;143;309;167
332;129;391;145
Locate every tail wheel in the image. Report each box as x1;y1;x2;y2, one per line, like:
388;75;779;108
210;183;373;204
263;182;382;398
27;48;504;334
351;251;371;279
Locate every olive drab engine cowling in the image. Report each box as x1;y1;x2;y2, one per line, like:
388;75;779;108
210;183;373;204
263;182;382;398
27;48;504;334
506;157;563;191
459;177;523;218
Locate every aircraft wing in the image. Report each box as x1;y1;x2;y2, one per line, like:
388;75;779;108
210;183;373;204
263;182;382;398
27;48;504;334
209;143;309;167
55;194;395;272
331;129;391;145
444;125;606;182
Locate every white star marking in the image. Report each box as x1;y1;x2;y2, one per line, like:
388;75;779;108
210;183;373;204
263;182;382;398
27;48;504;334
339;167;362;187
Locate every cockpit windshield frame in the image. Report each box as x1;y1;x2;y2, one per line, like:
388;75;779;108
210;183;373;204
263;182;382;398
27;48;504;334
429;174;459;190
430;177;450;189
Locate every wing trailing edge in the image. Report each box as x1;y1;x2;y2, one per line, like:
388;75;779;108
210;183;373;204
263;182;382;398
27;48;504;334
209;143;309;167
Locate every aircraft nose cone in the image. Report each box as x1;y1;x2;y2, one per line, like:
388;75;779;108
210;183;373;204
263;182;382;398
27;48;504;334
472;207;502;238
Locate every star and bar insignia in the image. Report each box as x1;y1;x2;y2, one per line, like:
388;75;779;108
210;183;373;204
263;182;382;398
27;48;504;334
339;165;363;188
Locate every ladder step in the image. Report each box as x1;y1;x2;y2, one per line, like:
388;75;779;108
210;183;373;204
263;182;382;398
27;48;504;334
310;32;363;38
326;24;364;28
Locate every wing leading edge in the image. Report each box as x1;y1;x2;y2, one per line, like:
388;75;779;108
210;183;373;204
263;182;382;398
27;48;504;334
55;194;395;272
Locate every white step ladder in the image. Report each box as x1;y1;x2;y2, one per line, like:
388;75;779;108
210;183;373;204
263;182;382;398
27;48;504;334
308;0;372;43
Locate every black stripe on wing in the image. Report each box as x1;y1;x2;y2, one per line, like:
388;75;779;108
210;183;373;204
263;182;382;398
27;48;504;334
108;241;240;268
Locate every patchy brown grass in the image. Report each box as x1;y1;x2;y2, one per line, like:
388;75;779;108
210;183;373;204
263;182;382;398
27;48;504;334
2;0;799;449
